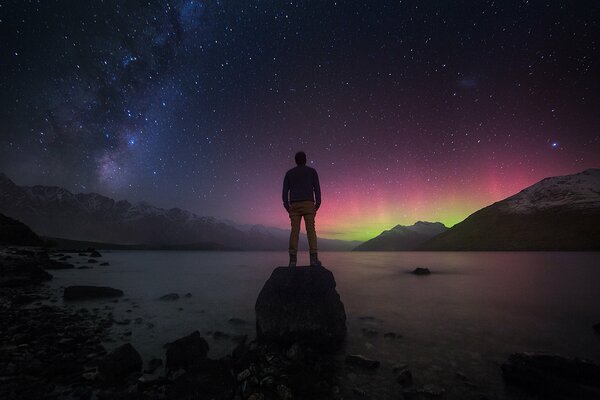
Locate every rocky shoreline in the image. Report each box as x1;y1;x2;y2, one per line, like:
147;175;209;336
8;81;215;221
2;247;600;400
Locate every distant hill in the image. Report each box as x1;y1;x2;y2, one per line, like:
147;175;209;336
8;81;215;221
420;168;600;251
43;236;232;251
0;173;358;250
0;213;43;246
353;221;447;251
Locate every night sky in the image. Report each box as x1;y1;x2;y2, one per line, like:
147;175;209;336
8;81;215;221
1;1;599;241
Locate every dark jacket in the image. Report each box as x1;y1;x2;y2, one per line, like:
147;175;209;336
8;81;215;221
282;165;321;208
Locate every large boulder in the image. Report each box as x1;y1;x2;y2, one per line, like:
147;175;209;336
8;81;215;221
165;331;210;373
255;266;346;348
501;353;600;399
63;285;123;300
99;343;142;382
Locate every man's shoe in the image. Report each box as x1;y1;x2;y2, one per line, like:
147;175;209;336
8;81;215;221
310;253;322;267
288;254;297;267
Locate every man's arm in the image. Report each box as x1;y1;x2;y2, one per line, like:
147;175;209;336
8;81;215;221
282;172;290;211
313;169;321;211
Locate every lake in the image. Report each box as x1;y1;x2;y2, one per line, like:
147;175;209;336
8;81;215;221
47;251;600;399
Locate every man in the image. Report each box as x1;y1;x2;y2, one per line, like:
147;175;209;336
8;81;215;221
282;151;322;267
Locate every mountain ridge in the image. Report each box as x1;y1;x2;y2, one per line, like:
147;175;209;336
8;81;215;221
420;168;600;251
0;174;358;250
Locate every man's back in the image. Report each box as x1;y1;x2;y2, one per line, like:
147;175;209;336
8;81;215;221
283;165;321;205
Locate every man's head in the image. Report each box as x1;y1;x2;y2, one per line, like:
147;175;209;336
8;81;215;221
295;151;307;166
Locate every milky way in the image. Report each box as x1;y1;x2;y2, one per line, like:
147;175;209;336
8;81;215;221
1;1;599;240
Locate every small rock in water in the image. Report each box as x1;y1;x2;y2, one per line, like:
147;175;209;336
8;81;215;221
89;251;102;257
159;293;179;301
100;262;109;266
417;384;445;396
358;316;376;321
87;259;98;264
184;292;192;298
361;328;378;338
345;354;380;369
412;267;431;275
64;285;123;300
228;317;246;325
212;331;229;340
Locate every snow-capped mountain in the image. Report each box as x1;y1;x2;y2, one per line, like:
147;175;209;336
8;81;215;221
499;169;600;213
421;169;600;251
353;221;447;251
0;173;356;250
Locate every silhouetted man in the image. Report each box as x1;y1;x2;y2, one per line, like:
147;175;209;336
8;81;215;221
282;151;322;267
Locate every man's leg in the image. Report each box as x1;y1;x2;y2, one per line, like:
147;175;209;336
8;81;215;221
304;209;318;254
288;204;301;266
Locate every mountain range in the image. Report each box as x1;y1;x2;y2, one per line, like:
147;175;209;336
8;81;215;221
1;168;598;251
420;168;600;250
353;221;447;251
0;173;360;251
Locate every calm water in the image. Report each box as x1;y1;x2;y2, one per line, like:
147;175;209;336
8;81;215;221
47;251;600;399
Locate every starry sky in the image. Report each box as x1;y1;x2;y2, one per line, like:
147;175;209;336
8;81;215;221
1;1;599;241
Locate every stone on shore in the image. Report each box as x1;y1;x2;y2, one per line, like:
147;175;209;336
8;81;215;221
99;343;142;382
345;354;380;369
255;266;347;347
165;331;209;373
64;285;124;300
412;267;431;275
89;250;102;257
501;352;600;399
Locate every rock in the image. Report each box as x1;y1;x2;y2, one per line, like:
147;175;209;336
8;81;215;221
237;368;252;381
345;355;380;369
0;260;53;287
159;293;180;301
77;266;92;269
89;251;102;257
212;331;229;340
165;359;234;399
100;262;110;266
277;384;294;400
361;328;378;338
395;368;413;387
87;259;98;264
383;332;401;339
501;353;600;399
255;266;347;347
184;292;192;298
286;342;304;361
99;343;142;382
247;393;264;400
412;267;431;275
145;358;163;373
417;384;445;396
64;285;124;300
165;331;209;373
42;259;75;269
594;322;600;335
